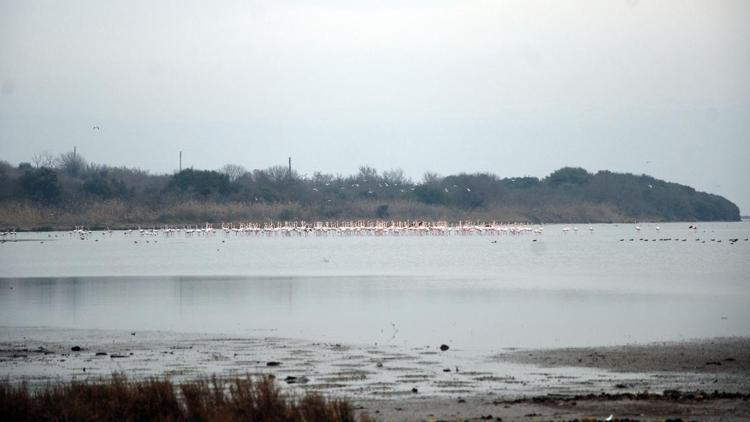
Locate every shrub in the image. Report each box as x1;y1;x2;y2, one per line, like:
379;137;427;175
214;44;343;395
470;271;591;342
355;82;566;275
375;204;389;218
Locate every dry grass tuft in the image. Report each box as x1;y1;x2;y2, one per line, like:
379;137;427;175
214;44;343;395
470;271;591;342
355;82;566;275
0;374;367;422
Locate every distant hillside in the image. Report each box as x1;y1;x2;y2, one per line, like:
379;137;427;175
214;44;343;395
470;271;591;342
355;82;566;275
0;157;740;229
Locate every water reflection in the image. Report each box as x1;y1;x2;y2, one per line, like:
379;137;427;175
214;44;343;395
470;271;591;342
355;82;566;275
1;275;748;349
2;222;748;348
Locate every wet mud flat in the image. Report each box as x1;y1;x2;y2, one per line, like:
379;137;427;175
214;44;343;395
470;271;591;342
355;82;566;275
355;392;750;421
356;338;750;421
493;337;750;375
2;328;749;421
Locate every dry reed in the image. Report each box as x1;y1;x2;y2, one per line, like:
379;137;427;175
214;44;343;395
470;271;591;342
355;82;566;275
0;199;632;231
0;374;367;422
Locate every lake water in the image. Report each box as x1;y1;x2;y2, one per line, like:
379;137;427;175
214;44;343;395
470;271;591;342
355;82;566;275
1;222;749;351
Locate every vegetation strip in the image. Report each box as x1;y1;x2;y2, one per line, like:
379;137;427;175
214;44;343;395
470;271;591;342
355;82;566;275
0;154;740;230
0;374;366;422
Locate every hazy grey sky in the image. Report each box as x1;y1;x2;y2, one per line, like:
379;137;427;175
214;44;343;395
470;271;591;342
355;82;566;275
1;0;748;211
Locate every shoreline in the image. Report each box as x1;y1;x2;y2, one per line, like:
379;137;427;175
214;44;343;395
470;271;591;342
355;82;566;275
2;327;749;420
1;219;744;234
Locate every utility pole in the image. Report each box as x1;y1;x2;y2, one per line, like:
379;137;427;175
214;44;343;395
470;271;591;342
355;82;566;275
288;156;292;180
73;146;77;161
179;151;182;172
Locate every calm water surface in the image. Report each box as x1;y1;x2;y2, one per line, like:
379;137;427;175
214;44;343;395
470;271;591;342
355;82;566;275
1;222;749;350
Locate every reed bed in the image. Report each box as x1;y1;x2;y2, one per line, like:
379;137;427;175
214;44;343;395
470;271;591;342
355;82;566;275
0;199;629;231
0;374;367;422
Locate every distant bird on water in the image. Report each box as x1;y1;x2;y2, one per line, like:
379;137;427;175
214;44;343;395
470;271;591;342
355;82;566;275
92;125;101;130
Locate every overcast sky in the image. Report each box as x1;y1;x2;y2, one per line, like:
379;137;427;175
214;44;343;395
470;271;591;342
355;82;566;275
1;0;748;211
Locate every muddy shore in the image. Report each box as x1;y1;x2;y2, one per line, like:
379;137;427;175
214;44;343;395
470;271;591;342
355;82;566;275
493;338;750;375
355;393;750;421
2;328;749;421
356;338;750;421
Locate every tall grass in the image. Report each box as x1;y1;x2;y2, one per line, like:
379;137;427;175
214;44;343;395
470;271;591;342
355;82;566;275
0;374;366;422
0;198;631;231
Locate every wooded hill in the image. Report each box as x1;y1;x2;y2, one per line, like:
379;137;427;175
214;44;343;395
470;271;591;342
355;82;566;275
0;156;740;230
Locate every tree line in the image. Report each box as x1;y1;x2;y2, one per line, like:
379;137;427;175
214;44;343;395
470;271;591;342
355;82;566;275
0;152;740;225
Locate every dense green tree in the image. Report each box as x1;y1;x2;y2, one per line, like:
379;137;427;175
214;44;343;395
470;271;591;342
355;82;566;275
82;171;128;199
166;169;233;197
20;167;61;204
414;185;445;205
545;167;592;187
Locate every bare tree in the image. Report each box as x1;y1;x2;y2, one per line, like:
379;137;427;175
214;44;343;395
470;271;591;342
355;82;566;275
32;151;56;168
383;168;409;185
267;165;287;183
57;151;87;177
357;165;378;182
422;171;442;184
220;163;247;182
311;171;334;186
265;166;300;183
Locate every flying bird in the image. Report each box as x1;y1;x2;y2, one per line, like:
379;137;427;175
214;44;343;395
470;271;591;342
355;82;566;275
92;125;101;130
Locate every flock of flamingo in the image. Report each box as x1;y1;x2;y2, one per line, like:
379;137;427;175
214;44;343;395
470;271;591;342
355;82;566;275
0;221;545;239
117;221;545;237
2;221;746;242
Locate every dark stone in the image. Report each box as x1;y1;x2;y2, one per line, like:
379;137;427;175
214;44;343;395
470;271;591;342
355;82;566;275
95;352;107;356
266;361;281;366
411;388;418;393
440;344;450;351
71;346;82;352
